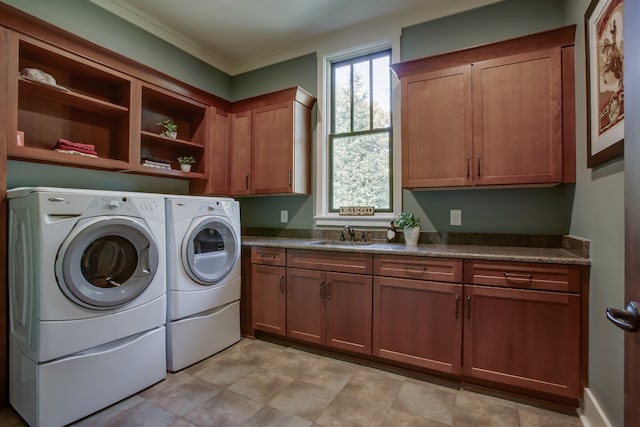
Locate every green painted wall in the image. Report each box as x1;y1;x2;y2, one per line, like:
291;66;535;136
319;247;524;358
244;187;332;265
564;0;624;425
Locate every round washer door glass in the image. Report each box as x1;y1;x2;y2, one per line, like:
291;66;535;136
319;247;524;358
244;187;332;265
56;217;159;309
182;217;238;285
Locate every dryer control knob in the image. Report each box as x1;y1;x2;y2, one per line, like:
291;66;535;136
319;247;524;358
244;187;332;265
108;200;120;210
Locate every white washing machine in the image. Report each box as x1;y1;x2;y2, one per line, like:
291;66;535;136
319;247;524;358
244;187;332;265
8;187;167;427
165;195;241;372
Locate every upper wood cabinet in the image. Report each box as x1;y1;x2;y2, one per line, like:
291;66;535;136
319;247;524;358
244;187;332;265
392;25;576;189
230;87;316;196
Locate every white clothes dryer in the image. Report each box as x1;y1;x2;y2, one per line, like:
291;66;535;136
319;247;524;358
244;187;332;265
165;195;241;372
8;187;167;427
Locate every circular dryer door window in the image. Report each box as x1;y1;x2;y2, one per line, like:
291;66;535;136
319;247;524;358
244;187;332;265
55;216;159;309
182;217;239;285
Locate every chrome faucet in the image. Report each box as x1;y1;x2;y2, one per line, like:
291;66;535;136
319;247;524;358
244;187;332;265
340;225;356;241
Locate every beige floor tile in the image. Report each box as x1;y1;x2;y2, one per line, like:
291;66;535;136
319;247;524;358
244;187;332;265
453;391;519;427
139;372;223;416
191;356;255;386
82;400;180;427
269;380;340;421
72;395;147;426
227;367;296;402
168;419;198;427
244;406;314;427
315;392;389;427
517;404;582;427
393;379;457;425
226;339;287;366
383;408;450;427
339;368;405;409
0;407;27;427
298;356;357;391
183;390;263;426
262;347;324;378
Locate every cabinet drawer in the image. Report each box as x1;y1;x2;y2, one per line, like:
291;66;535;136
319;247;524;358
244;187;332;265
463;260;581;293
374;255;462;283
287;249;372;274
251;247;286;266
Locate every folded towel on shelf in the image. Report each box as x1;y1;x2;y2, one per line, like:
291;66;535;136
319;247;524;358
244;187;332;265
141;155;172;165
54;148;98;158
142;159;172;170
54;138;98;156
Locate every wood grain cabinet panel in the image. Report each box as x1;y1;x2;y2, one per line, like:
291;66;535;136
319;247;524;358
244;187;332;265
251;264;286;336
374;254;462;283
373;276;462;374
229;110;252;195
392;25;575;189
462;285;581;399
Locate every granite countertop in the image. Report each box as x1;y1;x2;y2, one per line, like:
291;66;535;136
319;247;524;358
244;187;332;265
241;236;591;266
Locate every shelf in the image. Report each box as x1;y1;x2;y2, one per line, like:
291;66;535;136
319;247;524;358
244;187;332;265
123;165;207;180
8;145;130;170
19;77;129;116
140;130;204;149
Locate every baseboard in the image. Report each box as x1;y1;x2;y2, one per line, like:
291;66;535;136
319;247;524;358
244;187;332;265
579;388;614;427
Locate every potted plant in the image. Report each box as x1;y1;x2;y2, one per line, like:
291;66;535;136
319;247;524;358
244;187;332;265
177;156;195;172
394;212;421;246
158;119;178;139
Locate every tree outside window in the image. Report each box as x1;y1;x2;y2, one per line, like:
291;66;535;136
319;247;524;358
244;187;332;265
330;50;392;212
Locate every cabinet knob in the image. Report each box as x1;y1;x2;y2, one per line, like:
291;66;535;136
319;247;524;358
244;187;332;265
477;155;481;177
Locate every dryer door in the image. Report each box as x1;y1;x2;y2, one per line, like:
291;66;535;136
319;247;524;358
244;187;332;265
181;216;239;285
55;216;159;309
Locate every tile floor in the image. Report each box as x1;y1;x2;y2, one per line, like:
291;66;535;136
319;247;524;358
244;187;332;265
0;338;583;426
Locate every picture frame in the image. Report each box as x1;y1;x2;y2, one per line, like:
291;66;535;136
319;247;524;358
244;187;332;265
585;0;624;168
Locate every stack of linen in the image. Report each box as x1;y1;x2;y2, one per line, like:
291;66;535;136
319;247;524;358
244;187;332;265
53;139;98;158
141;155;172;170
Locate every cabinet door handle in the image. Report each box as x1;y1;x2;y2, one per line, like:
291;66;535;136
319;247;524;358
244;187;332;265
288;170;292;186
455;295;460;318
466;156;471;178
279;276;285;293
466;294;472;319
326;280;332;300
504;272;533;280
245;174;250;190
320;280;325;299
477;155;481;177
404;265;427;273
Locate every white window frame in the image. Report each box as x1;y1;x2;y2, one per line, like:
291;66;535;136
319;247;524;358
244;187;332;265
314;37;402;227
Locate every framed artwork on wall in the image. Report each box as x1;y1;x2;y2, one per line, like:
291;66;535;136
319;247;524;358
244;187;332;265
585;0;624;168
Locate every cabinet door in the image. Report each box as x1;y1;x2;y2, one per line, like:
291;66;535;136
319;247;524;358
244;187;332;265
472;48;562;185
402;65;472;188
206;107;230;195
373;277;463;374
325;272;372;355
230;110;252;195
463;285;580;398
286;268;325;344
252;101;294;194
251;264;286;336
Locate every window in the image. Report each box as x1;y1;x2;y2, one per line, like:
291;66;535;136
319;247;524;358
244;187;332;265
329;50;392;212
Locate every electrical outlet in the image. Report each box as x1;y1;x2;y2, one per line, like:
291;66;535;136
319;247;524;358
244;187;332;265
450;209;462;226
280;210;288;223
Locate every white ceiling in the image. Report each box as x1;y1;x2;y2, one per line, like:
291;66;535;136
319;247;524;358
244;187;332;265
90;0;501;75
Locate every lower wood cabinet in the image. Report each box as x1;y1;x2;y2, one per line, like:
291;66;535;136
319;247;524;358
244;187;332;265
462;284;581;399
248;247;587;404
251;247;287;336
373;276;463;374
287;268;372;355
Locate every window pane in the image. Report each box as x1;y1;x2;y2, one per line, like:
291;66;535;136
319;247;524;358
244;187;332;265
372;55;391;128
352;60;371;132
331;131;391;210
333;64;351;134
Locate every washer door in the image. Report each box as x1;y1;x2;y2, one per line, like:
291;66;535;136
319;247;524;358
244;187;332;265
181;216;239;285
55;216;159;309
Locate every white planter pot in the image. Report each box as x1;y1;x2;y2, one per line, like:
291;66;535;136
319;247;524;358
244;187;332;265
180;164;192;172
403;226;421;246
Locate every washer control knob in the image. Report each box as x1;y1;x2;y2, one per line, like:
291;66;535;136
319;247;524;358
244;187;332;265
108;200;120;210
